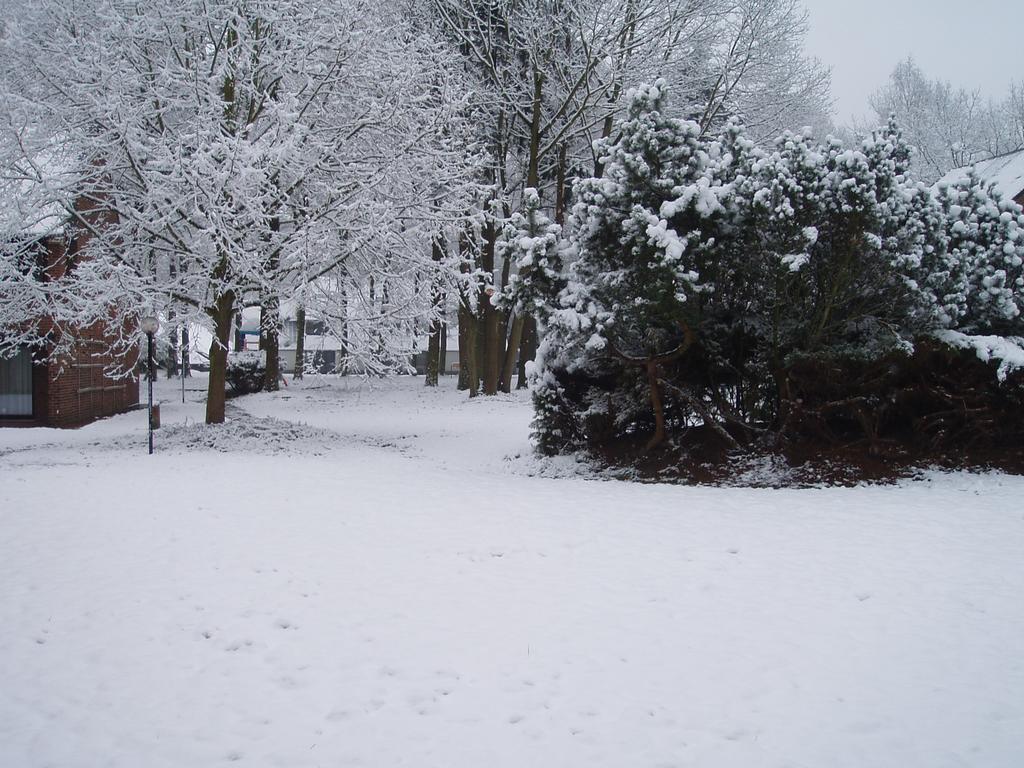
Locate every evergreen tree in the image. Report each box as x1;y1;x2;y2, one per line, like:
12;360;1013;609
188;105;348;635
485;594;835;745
937;172;1024;335
531;81;1024;464
534;80;735;452
494;188;565;328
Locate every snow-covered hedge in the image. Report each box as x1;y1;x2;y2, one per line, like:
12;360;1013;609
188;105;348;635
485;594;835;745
226;351;266;396
529;80;1024;469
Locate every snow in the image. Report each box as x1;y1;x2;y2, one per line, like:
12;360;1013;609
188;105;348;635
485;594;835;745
936;148;1024;202
933;329;1024;381
0;147;73;238
2;376;1024;767
781;252;810;272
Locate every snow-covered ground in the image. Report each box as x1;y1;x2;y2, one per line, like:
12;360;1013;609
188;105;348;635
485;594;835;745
2;375;1023;768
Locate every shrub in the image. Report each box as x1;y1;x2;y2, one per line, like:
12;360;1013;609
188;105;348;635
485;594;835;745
226;351;266;395
530;80;1024;478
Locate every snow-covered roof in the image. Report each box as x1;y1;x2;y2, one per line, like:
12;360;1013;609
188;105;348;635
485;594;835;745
935;148;1024;201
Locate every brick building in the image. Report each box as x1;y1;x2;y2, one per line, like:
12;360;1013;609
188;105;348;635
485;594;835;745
1;214;140;428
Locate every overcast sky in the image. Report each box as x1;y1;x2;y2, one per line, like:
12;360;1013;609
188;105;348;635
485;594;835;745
800;0;1024;126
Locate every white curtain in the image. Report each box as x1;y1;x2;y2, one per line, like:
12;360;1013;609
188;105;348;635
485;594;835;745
0;347;33;416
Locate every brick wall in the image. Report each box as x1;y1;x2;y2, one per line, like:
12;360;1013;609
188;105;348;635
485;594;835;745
42;329;140;428
1;230;140;429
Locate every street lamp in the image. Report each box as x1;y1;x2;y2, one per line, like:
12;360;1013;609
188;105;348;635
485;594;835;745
141;315;159;455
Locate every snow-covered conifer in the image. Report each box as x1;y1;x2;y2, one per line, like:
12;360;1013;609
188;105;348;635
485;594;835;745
530;86;1024;461
936;172;1024;335
494;188;565;326
533;80;736;452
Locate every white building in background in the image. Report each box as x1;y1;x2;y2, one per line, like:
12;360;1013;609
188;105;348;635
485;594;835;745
197;301;461;376
277;305;349;374
276;301;461;376
222;302;345;373
410;332;461;376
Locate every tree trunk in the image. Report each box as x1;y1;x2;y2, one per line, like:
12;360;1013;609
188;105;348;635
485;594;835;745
426;322;441;386
475;310;486;394
375;279;391;368
499;312;525;393
526;68;543;190
457;302;471;391
260;295;280;392
555;143;568;226
181;325;191;377
426;236;445;387
483;304;500;394
497;77;543;395
644;360;666;452
481;216;500;395
596;0;637;176
338;282;349;374
166;259;178;378
456;231;472;391
166;319;179;378
233;310;244;351
262;219;281;391
439;322;447;376
463;304;479;398
516;315;536;389
293;305;306;380
206;291;235;424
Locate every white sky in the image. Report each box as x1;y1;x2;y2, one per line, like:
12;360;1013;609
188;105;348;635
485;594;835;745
800;0;1024;126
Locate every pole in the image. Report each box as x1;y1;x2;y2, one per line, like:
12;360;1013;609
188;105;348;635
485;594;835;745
147;331;154;455
182;346;186;403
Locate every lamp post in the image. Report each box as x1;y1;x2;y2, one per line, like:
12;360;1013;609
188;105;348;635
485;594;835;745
141;315;159;455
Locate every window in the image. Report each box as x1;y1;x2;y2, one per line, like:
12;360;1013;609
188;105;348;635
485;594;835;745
0;346;33;417
305;320;325;336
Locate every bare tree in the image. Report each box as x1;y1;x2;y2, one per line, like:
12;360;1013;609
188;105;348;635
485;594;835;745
0;0;478;420
869;58;1024;183
433;0;831;395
